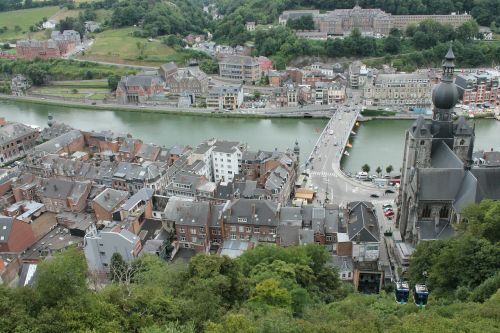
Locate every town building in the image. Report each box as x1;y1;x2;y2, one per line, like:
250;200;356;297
454;72;499;106
116;74;164;104
169;200;210;253
10;75;30;96
50;30;81;54
218;55;261;83
16;39;61;59
206;85;244;110
92;188;129;221
363;73;432;109
0;215;36;252
165;67;209;94
36;178;91;213
84;221;141;274
42;20;57;29
314;82;346;105
349;61;369;89
0;118;39;166
397;48;500;245
273;85;299;107
280;6;471;36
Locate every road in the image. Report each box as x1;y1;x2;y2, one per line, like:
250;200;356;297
305;104;398;207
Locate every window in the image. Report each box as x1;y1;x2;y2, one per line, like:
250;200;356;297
246;227;251;233
348;272;352;278
326;235;333;242
190;228;197;235
422;205;431;218
239;226;244;232
200;227;205;234
180;227;185;233
192;237;197;243
440;206;449;219
183;243;190;248
230;226;236;232
99;251;106;256
238;217;247;223
230;233;237;240
270;228;276;234
342;273;346;279
212;229;217;235
254;227;260;233
180;236;186;241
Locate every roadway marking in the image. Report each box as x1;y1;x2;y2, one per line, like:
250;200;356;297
310;171;337;177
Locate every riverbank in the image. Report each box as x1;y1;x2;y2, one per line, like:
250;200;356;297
0;94;274;119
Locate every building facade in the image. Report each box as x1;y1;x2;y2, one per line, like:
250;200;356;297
363;73;432;108
218;55;261;83
0;119;39;166
455;72;499;106
206;85;244;110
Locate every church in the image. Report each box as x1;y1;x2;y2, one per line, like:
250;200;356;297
396;47;500;245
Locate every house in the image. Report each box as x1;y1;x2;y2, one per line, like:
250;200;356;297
221;198;280;243
118;138;143;161
84;21;100;33
37;178;91;213
116;188;154;233
0;118;39;166
218;55;261;83
10;75;30;96
246;21;256;31
92;188;129;221
206;85;244;110
347;201;382;293
170;200;211;253
50;30;81;54
115;74;164;104
314;82;346;105
332;255;354;281
42;20;57;29
0;215;36;252
136;143;161;162
84;221;142;274
273;85;299;107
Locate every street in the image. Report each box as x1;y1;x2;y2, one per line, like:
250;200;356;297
304;104;398;207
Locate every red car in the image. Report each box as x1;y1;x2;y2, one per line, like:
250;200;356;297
384;210;395;217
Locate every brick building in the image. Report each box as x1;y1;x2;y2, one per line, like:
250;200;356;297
0;118;39;166
455;72;499;106
116;74;164;104
0;216;36;252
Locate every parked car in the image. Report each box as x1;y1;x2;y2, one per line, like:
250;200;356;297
370;194;379;198
385;189;395;194
384;210;395;217
382;204;393;209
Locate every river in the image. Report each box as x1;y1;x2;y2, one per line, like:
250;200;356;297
0;100;327;162
1;100;498;173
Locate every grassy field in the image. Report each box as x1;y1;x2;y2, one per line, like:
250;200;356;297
50;8;82;21
31;85;110;100
79;27;183;65
49;80;109;88
0;6;60;42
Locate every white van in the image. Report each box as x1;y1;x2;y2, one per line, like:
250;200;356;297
356;171;368;180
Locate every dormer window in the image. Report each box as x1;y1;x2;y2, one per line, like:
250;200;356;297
238;217;247;223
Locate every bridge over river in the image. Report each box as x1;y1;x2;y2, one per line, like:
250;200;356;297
304;107;397;207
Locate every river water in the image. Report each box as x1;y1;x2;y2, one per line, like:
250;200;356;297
1;100;498;173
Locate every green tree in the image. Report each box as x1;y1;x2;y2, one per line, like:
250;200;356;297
108;74;121;91
361;164;370;173
254;90;261;100
384;36;401;54
376;166;382;175
110;252;128;282
386;165;394;174
136;41;147;59
250;278;292;308
461;199;500;243
34;248;87;307
456;21;480;40
199;59;219;74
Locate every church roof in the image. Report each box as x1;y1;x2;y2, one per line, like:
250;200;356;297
430;140;463;169
454;116;474;136
471;168;500;201
410;116;432;138
418;168;465;201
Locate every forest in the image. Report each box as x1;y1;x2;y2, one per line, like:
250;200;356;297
0;200;499;333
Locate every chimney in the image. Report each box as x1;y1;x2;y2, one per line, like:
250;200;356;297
251;204;256;216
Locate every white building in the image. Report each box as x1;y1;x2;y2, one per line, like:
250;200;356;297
84;222;141;273
206;85;244;110
314;82;346;105
42;20;57;30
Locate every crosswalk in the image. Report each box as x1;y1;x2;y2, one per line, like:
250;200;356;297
310;171;337;177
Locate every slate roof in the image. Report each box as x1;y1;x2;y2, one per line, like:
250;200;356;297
34;130;82;154
0;215;13;242
279;207;302;225
173;201;210;227
38;178;88;200
121;188;154;211
136;143;160;161
93;188;129;213
277;224;300;246
430;140;463;169
332;255;353;272
471;168;500;201
418;220;455;241
219;55;259;66
418;168;465;201
223;199;279;226
347;201;379;243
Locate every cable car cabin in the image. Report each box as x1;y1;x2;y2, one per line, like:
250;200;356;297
414;284;429;307
395;281;410;304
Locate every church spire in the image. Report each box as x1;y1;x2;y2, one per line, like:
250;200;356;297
431;46;459;121
441;44;455;83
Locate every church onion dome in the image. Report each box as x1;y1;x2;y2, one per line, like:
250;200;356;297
432;46;459;110
432;82;459;109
